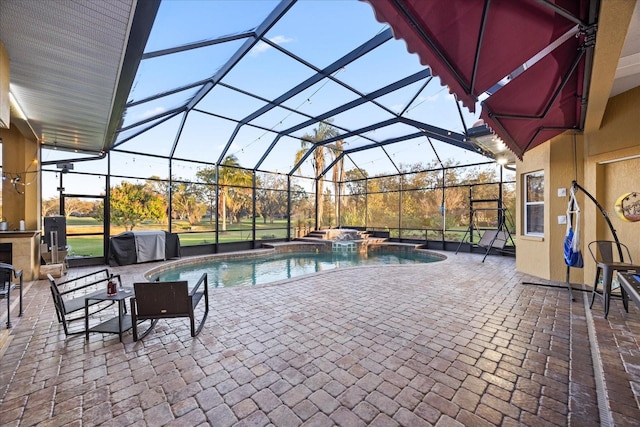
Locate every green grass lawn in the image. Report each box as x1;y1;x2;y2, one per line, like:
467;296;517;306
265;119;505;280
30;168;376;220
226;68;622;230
66;218;290;256
67;236;104;257
66;217;102;226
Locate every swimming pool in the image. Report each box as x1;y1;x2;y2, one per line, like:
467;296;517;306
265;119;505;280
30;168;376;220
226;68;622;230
151;249;444;288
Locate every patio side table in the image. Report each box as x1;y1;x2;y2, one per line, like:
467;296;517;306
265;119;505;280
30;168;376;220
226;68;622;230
84;287;134;341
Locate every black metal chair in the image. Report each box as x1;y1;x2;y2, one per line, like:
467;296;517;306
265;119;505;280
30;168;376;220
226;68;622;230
130;273;209;341
0;263;23;328
48;269;120;335
588;240;640;318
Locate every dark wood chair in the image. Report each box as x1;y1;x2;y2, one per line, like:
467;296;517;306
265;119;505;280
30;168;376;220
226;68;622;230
48;269;121;335
130;273;209;341
0;263;23;328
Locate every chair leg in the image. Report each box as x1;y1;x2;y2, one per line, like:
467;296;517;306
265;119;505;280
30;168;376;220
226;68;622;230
19;285;22;316
192;306;209;337
603;266;613;319
590;267;602;309
131;304;138;341
5;291;10;328
132;319;158;341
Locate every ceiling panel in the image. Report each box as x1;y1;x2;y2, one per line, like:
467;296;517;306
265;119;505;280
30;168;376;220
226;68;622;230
0;0;139;152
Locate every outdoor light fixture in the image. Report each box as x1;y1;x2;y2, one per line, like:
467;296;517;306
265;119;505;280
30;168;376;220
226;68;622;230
7;173;24;194
467;121;516;169
56;162;74;174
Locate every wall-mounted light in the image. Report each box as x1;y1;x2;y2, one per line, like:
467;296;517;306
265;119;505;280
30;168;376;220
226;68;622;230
467;121;516;169
9;174;24;194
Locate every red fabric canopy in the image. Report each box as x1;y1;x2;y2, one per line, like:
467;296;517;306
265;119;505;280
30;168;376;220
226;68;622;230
481;34;585;158
364;0;592;158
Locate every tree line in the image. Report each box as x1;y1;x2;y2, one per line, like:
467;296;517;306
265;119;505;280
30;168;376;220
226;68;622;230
42;122;514;233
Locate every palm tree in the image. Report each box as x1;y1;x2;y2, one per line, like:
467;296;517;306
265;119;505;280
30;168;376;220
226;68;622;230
217;155;252;232
294;121;339;228
195;155;252;232
328;139;345;224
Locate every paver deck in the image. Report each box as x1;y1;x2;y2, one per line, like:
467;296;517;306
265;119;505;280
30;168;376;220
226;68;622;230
0;251;639;426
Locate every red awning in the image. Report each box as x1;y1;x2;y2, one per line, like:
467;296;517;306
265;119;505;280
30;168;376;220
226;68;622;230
364;0;595;158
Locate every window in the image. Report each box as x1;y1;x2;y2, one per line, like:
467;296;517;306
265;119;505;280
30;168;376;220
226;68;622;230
524;171;544;236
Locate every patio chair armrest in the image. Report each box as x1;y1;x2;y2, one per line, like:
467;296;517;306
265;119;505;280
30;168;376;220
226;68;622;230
188;273;208;297
58;273;121;297
55;268;110;287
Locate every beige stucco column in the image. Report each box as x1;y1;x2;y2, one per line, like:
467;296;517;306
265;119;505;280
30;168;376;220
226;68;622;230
1;125;40;230
0;126;41;280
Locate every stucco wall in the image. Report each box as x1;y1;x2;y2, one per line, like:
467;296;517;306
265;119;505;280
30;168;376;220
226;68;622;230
515;142;551;278
517;85;640;283
516;133;586;283
582;86;640;283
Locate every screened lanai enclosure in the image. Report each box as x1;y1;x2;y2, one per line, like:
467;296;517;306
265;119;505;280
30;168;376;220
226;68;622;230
37;0;518;262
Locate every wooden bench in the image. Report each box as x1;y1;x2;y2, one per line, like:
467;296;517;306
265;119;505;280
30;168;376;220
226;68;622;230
48;269;120;335
130;273;209;341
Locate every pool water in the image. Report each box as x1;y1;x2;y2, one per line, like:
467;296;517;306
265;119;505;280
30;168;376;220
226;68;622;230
154;250;441;288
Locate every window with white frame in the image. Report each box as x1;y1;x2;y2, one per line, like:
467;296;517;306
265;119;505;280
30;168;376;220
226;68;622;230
524;171;544;236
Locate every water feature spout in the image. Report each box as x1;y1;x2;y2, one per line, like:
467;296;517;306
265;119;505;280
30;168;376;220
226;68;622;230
332;241;356;253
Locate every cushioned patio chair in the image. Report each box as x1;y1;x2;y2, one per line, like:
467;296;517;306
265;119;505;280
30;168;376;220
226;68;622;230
0;263;23;328
130;272;209;341
48;269;121;335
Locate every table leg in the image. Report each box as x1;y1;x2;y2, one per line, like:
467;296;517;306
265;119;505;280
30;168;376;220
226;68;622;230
621;284;629;312
118;299;124;342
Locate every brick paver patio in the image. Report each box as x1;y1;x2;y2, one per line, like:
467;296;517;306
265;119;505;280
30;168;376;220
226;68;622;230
0;251;639;426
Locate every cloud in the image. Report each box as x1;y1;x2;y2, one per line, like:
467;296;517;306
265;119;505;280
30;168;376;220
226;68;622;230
250;35;293;56
418;94;440;103
139;106;166;120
